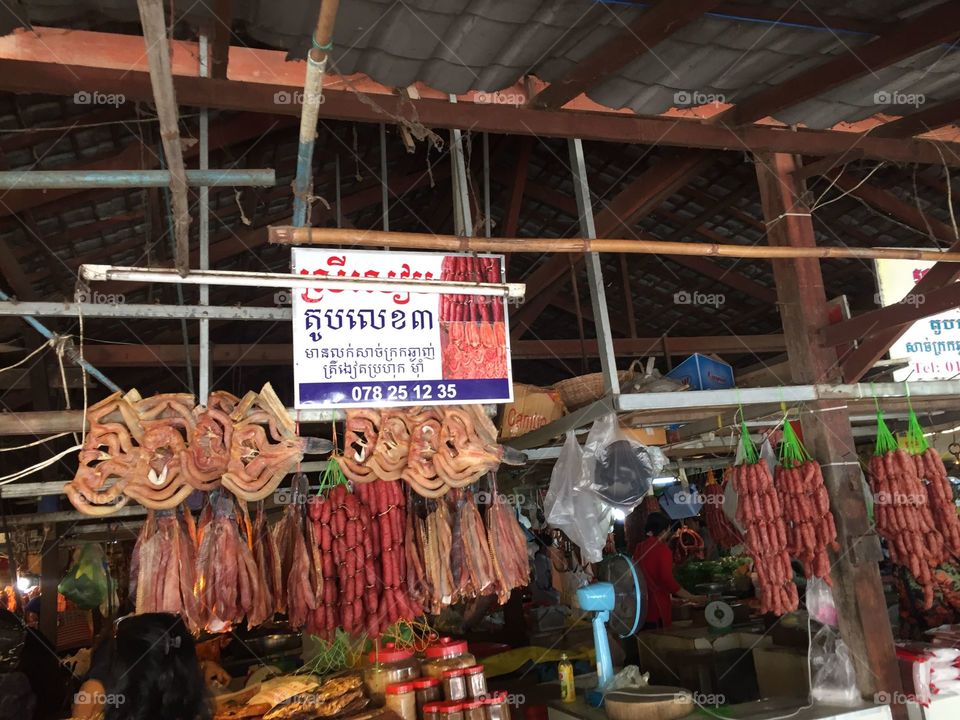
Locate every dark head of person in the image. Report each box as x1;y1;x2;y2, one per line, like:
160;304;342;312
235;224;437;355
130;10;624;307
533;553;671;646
644;512;673;541
105;613;211;720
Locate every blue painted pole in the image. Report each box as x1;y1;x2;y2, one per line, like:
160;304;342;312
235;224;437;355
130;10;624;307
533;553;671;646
0;169;275;189
0;288;121;392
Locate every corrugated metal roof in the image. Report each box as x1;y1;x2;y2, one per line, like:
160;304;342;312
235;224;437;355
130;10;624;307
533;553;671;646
2;0;959;129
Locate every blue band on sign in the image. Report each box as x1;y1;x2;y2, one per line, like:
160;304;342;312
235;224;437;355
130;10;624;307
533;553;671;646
297;379;510;406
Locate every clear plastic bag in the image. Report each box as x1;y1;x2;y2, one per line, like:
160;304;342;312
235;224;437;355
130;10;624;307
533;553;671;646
582;414;664;513
544;431;611;563
602;665;650;693
810;624;859;705
807;577;839;627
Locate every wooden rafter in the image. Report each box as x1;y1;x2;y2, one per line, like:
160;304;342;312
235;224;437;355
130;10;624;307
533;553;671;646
869;98;960;139
137;0;191;275
502;138;534;238
528;0;723;110
1;29;959;165
209;0;234;80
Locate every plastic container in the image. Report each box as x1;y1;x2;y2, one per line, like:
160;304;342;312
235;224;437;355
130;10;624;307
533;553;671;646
442;668;467;701
485;691;511;720
364;643;421;705
413;677;443;717
462;700;485;720
463;666;487;700
436;701;465;720
422;638;476;680
423;702;444;720
386;682;418;720
558;654;575;703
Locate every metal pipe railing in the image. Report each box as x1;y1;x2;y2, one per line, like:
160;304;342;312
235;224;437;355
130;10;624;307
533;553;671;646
0;169;275;189
292;0;341;226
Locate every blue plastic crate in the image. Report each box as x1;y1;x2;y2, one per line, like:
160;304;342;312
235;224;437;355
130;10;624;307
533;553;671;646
665;353;734;391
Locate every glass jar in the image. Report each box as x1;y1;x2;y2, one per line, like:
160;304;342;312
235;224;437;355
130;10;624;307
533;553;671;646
436;701;464;720
462;700;486;720
413;677;443;717
485;691;511;720
423;702;445;720
386;682;418;720
363;643;421;705
422;638;476;680
442;669;467;702
463;665;487;700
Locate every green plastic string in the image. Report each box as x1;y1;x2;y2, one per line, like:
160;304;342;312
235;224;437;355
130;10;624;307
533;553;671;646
318;458;348;494
738;406;759;465
778;415;810;468
903;383;930;455
873;384;898;456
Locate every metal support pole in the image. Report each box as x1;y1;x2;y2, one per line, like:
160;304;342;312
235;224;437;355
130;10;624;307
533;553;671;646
199;31;211;404
0;289;120;391
380;124;389;232
567;138;618;396
0;169;275;188
291;0;340;226
159;153;195;395
449;95;473;237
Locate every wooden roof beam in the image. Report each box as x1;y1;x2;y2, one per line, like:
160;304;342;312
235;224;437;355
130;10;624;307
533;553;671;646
2;29;960;165
528;0;723;110
209;0;234;80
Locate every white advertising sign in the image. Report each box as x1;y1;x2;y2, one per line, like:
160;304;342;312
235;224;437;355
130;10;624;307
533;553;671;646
291;248;513;408
875;258;960;380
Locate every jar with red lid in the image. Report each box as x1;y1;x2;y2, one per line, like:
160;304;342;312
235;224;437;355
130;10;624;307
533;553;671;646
386;681;418;720
463;665;487;699
462;700;486;720
436;701;465;720
422;638;476;680
485;691;511;720
423;702;445;720
363;643;421;705
413;677;443;717
441;668;467;701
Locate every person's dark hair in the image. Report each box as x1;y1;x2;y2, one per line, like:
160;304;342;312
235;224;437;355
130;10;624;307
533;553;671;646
104;613;211;720
644;512;672;537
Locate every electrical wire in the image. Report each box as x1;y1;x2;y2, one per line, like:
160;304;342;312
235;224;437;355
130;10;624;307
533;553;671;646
810;163;885;213
0;444;84;485
0;433;71;453
0;342;50;374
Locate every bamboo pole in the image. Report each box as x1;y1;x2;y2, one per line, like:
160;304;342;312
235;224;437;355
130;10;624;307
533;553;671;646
269;225;960;263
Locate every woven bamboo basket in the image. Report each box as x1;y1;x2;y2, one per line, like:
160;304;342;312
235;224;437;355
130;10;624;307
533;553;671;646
551;360;643;410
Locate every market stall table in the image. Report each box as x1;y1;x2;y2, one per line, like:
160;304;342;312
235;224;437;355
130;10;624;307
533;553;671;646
547;697;893;720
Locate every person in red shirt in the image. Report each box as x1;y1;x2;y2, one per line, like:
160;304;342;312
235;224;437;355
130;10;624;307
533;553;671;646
632;513;703;629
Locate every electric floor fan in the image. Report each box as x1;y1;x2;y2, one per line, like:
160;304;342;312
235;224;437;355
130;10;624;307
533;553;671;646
576;552;647;702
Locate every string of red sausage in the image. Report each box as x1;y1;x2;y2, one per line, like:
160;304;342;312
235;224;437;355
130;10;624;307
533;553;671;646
868;449;947;609
777;460;839;582
731;460;799;616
